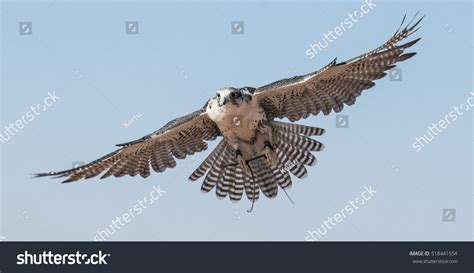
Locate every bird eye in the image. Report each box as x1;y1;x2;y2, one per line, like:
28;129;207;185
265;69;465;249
217;93;220;98
230;92;237;98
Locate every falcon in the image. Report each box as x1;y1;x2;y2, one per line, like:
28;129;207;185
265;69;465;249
36;15;423;205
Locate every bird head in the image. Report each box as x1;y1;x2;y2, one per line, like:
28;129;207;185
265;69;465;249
216;87;243;107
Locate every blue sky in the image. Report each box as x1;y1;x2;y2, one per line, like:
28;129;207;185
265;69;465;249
1;0;472;241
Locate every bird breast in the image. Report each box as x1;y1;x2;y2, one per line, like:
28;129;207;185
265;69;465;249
206;98;265;142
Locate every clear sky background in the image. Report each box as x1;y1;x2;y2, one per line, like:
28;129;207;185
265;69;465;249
0;0;472;241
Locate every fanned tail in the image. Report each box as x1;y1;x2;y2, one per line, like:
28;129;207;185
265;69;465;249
188;121;325;204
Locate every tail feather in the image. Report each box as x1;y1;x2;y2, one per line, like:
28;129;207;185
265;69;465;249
273;149;293;189
244;175;260;202
189;140;227;181
189;121;325;203
274;167;292;189
275;128;324;151
217;167;232;199
277;138;317;167
289;163;308;179
229;167;245;203
201;144;232;193
249;158;278;198
215;147;235;199
274;143;308;179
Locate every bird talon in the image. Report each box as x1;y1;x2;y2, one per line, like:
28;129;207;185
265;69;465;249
263;145;278;168
237;153;252;176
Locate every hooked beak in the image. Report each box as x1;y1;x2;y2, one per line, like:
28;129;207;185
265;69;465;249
219;96;228;106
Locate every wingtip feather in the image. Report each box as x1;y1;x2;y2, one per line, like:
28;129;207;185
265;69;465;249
398;52;417;62
33;172;57;178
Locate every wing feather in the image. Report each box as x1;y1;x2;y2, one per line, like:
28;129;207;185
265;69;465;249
35;109;220;183
255;15;423;121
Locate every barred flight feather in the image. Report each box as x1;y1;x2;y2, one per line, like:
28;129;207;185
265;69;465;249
189;122;324;202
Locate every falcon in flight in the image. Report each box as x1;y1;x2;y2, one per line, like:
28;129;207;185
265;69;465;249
36;15;423;204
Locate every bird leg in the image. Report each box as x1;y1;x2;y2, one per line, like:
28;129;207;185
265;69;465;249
236;150;252;176
263;141;278;168
258;122;278;168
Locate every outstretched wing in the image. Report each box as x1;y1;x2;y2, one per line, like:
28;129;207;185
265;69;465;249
35;109;220;183
255;14;424;122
